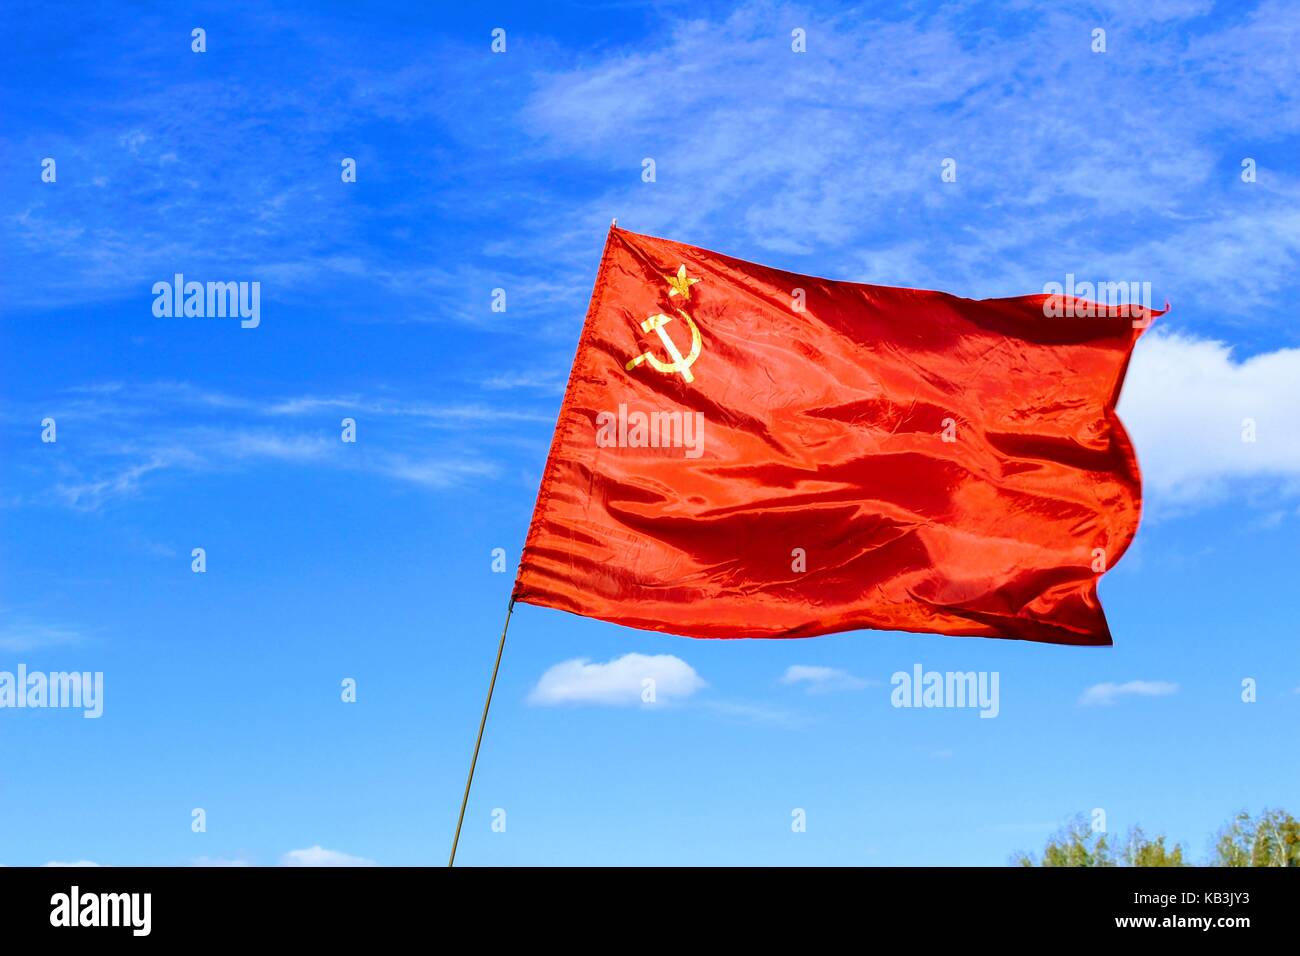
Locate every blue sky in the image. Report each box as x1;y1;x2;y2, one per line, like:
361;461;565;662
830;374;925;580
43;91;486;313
1;0;1297;866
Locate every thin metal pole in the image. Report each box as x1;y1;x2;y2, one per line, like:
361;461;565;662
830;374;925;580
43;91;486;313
449;598;515;867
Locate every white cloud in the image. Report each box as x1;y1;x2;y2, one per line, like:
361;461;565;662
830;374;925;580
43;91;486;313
527;653;705;706
1078;680;1179;707
1119;333;1300;505
278;846;375;867
779;664;871;693
43;860;102;867
191;856;252;867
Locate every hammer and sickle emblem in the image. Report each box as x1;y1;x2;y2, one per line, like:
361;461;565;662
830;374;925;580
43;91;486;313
625;309;702;383
625;265;705;383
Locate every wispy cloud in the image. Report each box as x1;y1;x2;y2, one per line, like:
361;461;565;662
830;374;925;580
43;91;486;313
53;452;197;510
481;370;569;394
0;624;82;652
779;664;873;693
1078;680;1180;707
701;699;809;729
6;382;530;509
520;1;1300;315
372;456;498;489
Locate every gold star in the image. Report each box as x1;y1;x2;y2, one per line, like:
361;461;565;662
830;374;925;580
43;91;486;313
666;264;701;300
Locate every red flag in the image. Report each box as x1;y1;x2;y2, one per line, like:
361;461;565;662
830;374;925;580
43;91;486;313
513;226;1156;646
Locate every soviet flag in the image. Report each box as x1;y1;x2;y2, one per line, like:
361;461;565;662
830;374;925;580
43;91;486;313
513;225;1157;646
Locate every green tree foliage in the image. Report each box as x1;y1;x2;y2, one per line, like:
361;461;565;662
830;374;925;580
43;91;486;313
1122;827;1185;867
1012;815;1114;867
1014;809;1296;866
1211;809;1300;867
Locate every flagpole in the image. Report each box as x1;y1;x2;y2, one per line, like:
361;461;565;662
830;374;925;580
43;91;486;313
447;221;615;866
448;597;516;867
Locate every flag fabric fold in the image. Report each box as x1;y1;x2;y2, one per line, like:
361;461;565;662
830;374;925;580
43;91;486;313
513;225;1156;646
